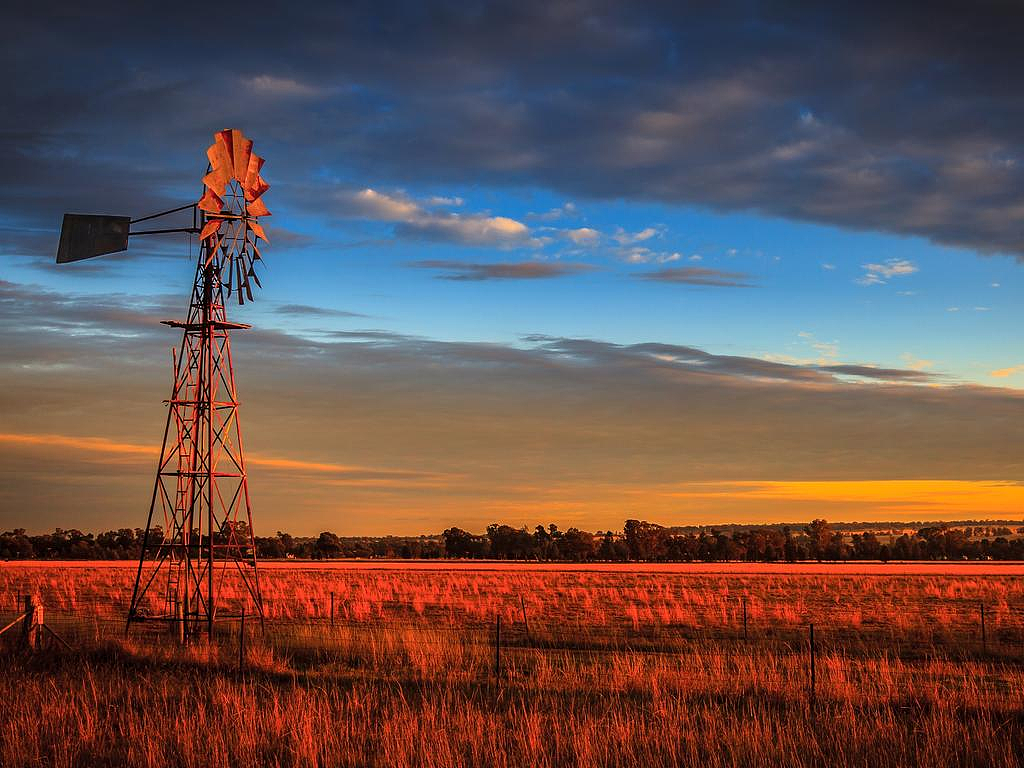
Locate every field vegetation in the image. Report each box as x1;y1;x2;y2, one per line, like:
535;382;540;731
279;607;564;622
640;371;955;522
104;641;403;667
1;562;1022;767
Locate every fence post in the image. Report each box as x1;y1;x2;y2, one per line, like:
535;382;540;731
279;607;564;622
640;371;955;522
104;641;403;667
520;595;531;643
808;623;816;702
20;596;34;649
34;603;44;651
494;614;502;679
980;603;987;653
742;597;748;641
330;592;335;628
239;605;246;672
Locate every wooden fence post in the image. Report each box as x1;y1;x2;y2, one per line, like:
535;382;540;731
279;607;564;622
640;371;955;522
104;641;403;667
34;603;44;651
520;595;531;643
20;596;33;649
330;592;335;628
980;603;987;653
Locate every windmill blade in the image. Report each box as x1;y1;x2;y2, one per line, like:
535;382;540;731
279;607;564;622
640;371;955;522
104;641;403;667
247;265;262;289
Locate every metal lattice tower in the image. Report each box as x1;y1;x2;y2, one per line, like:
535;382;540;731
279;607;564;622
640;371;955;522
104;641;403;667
116;130;271;637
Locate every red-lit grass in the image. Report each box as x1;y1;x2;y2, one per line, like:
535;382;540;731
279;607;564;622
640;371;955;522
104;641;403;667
0;562;1022;767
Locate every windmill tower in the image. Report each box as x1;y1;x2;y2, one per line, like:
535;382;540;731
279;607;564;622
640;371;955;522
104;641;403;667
57;129;271;638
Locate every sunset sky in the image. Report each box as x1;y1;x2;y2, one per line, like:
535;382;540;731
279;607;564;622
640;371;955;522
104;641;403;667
2;3;1023;535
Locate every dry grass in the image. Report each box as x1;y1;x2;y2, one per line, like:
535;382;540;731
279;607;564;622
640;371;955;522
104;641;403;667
0;562;1022;767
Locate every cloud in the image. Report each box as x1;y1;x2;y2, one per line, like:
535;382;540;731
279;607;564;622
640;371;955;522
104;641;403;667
613;227;661;245
425;195;464;207
900;354;934;372
408;260;593;281
528;202;577;221
857;259;918;285
243;74;322;98
274;304;367;319
4;4;1024;259
0;432;445;484
565;227;600;245
339;188;538;247
796;331;839;362
522;335;940;385
634;266;752;287
990;364;1024;379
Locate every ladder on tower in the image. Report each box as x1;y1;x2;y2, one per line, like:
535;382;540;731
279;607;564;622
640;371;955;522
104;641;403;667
164;427;192;619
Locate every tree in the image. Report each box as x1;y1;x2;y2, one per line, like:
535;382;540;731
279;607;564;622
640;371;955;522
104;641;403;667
804;519;831;561
443;527;488;558
314;531;342;559
557;528;596;561
623;520;667;561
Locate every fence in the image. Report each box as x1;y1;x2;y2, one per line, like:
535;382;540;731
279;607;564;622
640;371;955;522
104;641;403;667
3;566;1024;707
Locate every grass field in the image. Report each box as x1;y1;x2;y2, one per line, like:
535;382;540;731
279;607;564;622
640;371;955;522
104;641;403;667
1;561;1022;767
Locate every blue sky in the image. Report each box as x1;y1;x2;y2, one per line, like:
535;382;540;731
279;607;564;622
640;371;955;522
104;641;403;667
12;186;1016;385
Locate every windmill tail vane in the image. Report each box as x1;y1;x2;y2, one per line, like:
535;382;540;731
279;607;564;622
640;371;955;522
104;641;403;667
55;129;272;639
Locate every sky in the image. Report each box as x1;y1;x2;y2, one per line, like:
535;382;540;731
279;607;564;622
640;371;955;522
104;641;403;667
2;1;1023;535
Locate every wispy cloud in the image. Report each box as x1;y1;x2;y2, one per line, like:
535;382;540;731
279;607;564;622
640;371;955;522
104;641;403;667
613;227;661;245
565;227;600;245
990;364;1024;378
242;74;322;98
527;202;577;221
275;304;367;318
634;266;752;287
0;432;444;484
857;259;918;286
338;188;540;248
408;260;594;281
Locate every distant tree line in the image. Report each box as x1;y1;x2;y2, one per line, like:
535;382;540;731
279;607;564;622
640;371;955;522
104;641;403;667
442;520;1024;562
0;527;445;561
3;519;1023;562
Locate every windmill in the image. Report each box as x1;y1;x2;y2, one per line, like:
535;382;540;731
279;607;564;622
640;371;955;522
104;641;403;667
57;129;271;638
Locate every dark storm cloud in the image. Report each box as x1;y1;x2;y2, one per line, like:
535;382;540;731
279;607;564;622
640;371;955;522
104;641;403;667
2;2;1023;257
409;260;593;280
635;267;752;287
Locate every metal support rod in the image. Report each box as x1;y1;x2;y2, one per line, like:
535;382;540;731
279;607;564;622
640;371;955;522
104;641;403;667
130;203;198;225
205;263;215;641
176;594;184;645
330;592;335;628
742;597;748;641
129;228;201;236
980;603;987;652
